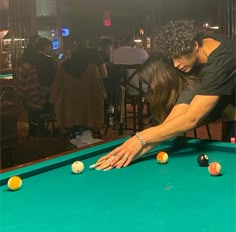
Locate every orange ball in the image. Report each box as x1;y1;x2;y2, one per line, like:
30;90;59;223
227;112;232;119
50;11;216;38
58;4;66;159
7;176;22;191
208;162;221;176
156;151;168;164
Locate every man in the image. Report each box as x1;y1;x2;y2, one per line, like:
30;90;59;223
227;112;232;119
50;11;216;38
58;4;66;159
157;19;235;141
112;36;149;95
94;19;235;170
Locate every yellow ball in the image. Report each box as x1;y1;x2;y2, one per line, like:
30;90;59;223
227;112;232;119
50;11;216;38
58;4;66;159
157;151;169;164
7;176;22;191
71;161;84;174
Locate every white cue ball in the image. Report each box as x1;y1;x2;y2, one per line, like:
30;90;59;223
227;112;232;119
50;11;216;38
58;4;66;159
71;161;84;174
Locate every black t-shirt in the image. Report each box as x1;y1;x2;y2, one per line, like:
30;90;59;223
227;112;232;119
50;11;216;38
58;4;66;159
198;33;235;99
176;33;235;120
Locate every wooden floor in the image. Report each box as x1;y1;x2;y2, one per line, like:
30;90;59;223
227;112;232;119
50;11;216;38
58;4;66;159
1;108;223;170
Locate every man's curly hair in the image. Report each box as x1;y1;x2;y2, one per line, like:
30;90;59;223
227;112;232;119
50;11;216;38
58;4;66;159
156;19;205;59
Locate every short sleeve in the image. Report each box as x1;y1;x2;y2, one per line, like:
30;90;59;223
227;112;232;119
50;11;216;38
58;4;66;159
176;83;201;105
197;42;235;96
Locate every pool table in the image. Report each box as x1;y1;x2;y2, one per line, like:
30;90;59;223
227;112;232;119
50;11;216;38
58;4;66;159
0;137;235;232
0;74;13;80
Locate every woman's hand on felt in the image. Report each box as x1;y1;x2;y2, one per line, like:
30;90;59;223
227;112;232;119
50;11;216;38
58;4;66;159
95;135;154;171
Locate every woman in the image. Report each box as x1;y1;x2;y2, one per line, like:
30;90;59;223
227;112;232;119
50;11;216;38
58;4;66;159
94;55;199;170
95;18;235;171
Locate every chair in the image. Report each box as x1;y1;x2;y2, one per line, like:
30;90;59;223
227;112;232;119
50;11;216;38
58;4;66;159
105;64;146;135
27;108;57;143
123;64;146;132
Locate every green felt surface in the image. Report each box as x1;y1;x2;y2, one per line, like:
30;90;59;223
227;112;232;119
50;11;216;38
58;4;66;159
0;138;235;232
0;74;13;79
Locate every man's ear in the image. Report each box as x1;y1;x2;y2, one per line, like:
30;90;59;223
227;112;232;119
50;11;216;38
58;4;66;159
194;41;199;52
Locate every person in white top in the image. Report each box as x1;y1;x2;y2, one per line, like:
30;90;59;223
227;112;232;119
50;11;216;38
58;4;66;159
112;37;149;95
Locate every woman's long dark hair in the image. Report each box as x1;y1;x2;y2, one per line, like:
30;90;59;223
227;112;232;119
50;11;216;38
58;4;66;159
139;55;198;124
98;38;113;63
63;51;88;79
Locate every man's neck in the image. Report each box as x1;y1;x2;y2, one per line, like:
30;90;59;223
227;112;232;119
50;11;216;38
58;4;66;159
198;38;221;63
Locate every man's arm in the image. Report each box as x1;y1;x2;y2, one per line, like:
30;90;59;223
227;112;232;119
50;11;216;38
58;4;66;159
141;95;219;143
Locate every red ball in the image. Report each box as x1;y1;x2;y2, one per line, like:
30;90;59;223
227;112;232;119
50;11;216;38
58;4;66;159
208;162;221;176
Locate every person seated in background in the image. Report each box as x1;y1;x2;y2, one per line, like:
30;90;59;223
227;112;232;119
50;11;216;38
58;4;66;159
94;18;235;170
112;35;149;95
17;55;51;136
18;37;56;136
35;38;56;93
50;48;107;139
73;38;108;79
21;34;41;63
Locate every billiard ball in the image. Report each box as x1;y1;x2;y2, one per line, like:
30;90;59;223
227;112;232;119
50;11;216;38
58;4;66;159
7;176;22;191
208;162;221;176
156;151;168;164
197;154;209;167
71;161;84;174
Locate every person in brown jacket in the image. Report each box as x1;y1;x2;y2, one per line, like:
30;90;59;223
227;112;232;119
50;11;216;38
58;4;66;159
50;51;107;137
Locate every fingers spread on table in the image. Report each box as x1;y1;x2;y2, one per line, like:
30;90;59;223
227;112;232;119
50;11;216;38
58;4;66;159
96;162;110;170
109;152;125;166
95;136;146;170
115;153;131;169
123;154;135;167
96;155;115;170
96;146;120;163
103;166;113;171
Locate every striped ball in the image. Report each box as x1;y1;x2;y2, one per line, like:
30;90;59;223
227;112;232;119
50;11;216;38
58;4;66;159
208;162;221;176
156;151;168;164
